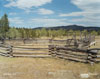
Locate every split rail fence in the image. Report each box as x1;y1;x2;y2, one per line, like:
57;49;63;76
49;45;100;63
0;39;100;64
0;39;66;58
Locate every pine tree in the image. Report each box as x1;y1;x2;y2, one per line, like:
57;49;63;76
0;14;9;38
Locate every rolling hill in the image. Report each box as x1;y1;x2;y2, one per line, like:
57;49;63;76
34;25;100;31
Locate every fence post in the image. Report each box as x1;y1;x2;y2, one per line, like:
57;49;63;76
48;45;53;55
9;46;13;57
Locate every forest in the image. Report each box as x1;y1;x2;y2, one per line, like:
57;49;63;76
0;14;100;39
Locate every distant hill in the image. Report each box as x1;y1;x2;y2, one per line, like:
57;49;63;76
34;25;100;31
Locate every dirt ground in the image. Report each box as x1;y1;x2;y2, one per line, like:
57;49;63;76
0;36;100;79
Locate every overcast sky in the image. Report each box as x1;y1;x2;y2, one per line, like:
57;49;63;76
0;0;100;28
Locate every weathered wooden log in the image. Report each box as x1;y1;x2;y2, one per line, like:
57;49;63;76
88;48;100;54
12;55;52;58
0;52;10;54
57;55;87;63
93;58;100;62
13;47;48;51
53;46;88;53
15;44;50;46
0;49;10;52
0;47;11;50
13;50;49;53
0;52;11;57
56;53;88;59
95;55;100;58
12;52;49;54
56;47;99;54
57;50;88;56
89;41;96;47
0;50;10;54
14;46;48;49
0;44;12;48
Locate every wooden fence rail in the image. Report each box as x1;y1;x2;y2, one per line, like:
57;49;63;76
0;43;52;58
49;45;100;64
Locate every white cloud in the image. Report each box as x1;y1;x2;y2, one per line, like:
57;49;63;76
60;0;100;17
9;17;24;24
30;18;70;27
5;0;52;9
60;0;100;26
71;0;100;11
9;12;17;15
60;12;83;17
38;8;54;15
9;17;71;27
60;11;100;17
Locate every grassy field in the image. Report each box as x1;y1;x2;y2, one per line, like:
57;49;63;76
0;56;100;79
0;36;100;79
0;56;91;79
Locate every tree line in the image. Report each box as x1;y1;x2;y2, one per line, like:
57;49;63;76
0;14;100;40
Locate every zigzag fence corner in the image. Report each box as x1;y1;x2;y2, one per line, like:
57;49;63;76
0;44;13;57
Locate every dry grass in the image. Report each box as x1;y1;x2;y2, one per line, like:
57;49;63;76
0;56;91;79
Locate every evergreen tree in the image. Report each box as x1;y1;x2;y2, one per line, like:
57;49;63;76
0;14;9;38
